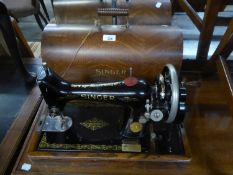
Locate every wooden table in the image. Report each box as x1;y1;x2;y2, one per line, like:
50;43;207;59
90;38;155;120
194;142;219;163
10;60;233;175
0;60;42;175
178;0;232;61
0;4;43;174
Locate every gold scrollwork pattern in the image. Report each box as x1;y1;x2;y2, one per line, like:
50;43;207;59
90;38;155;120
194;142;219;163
38;133;121;151
80;117;109;131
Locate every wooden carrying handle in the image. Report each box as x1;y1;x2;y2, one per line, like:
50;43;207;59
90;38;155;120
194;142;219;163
97;8;129;16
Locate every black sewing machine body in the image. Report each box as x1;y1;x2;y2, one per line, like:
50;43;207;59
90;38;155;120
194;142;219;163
37;64;187;153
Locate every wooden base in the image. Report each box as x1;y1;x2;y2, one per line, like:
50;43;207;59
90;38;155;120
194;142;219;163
11;101;191;175
0;87;42;175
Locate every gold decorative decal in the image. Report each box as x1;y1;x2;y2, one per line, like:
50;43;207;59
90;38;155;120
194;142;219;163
96;69;126;76
71;81;121;88
38;133;121;151
80;117;109;131
122;143;141;153
80;94;115;101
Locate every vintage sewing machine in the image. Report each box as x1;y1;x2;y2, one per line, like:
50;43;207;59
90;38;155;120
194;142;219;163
37;64;187;153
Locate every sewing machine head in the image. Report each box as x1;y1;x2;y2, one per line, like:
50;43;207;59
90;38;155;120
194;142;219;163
37;64;186;153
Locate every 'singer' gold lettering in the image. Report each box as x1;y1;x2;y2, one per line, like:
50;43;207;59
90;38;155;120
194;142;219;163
80;94;115;101
96;69;127;76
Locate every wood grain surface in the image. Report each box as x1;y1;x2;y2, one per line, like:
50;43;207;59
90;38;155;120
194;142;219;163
117;0;171;25
53;0;171;25
216;57;233;115
53;0;112;24
41;24;182;83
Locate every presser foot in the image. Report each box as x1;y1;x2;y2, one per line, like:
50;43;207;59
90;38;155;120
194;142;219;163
41;115;73;132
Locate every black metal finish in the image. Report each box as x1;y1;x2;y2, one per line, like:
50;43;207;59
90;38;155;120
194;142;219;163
37;65;187;152
40;122;185;155
38;66;149;109
176;84;187;123
38;65;187;124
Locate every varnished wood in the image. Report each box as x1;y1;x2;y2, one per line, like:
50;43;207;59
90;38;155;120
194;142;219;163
196;0;225;61
0;87;42;175
211;17;233;60
0;2;36;83
53;0;172;25
117;0;172;25
177;0;232;61
216;16;232;26
11;17;34;58
221;39;233;60
216;57;233;115
172;0;207;12
177;0;202;31
41;24;183;83
0;4;42;173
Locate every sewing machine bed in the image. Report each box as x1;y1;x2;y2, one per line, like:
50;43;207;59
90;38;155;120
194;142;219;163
11;100;190;174
37;102;185;154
